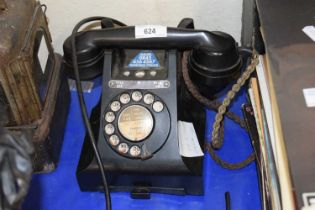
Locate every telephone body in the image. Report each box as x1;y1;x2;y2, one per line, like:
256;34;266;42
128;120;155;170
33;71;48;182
63;18;243;197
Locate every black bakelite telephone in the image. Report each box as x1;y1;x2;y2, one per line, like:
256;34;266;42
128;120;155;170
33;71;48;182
63;17;253;207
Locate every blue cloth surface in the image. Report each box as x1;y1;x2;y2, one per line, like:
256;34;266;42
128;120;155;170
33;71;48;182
22;79;261;210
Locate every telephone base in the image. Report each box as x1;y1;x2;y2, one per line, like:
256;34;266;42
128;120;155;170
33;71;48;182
77;159;204;196
76;102;204;197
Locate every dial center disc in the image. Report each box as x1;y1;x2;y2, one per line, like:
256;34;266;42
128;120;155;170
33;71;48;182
118;105;154;141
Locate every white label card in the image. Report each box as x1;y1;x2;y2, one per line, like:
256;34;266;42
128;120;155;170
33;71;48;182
303;88;315;107
135;25;167;39
302;26;315;42
303;192;315;207
178;121;204;157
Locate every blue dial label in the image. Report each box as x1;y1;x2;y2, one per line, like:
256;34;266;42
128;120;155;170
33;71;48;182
128;51;160;68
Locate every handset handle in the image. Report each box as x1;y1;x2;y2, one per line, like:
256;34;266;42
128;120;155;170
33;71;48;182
63;25;242;87
63;26;237;64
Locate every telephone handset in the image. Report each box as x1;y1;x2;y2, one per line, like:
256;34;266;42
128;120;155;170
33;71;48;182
63;18;243;196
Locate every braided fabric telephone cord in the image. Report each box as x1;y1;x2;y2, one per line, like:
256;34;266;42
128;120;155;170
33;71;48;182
182;51;259;169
